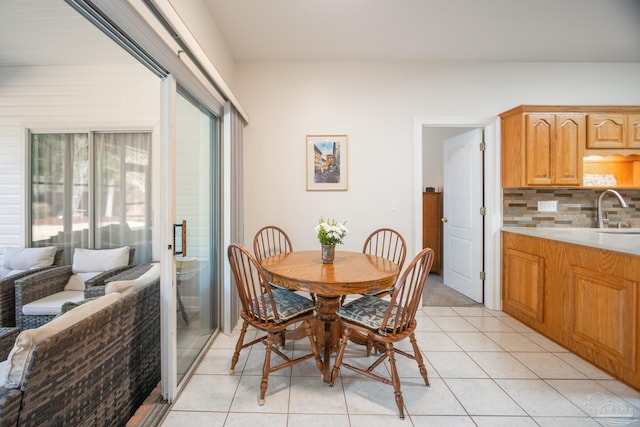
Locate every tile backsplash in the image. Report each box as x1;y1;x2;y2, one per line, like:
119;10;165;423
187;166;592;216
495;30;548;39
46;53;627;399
503;188;640;228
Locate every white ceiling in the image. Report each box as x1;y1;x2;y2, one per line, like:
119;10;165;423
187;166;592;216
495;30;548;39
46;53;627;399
204;0;640;62
1;0;639;68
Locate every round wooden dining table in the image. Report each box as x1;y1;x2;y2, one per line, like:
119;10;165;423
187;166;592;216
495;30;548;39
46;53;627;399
261;250;399;382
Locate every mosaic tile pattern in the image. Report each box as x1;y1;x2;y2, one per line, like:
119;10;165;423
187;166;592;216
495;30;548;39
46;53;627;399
503;188;640;228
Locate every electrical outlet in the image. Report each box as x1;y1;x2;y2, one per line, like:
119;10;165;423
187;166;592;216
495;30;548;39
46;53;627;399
391;199;398;211
538;200;558;212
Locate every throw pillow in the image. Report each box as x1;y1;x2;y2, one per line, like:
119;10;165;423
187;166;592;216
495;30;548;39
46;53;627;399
64;272;100;292
1;246;57;270
72;246;130;273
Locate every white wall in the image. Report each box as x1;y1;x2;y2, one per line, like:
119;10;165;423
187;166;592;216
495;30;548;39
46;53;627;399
235;61;640;259
0;64;160;247
422;127;475;190
169;0;238;94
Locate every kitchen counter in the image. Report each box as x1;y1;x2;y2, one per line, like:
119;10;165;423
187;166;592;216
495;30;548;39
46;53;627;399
501;227;640;256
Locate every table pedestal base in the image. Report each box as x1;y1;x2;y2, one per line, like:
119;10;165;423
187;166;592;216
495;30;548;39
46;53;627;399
314;295;341;382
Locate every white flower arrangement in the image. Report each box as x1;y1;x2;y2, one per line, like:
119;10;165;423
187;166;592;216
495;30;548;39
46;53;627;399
315;217;348;246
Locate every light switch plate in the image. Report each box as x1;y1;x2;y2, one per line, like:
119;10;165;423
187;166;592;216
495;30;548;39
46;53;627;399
538;200;558;212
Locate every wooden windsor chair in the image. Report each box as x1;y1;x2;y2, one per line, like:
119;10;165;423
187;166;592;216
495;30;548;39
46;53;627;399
329;247;435;419
227;243;323;405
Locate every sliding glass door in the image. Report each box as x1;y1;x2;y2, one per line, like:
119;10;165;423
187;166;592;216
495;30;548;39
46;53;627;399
174;88;219;384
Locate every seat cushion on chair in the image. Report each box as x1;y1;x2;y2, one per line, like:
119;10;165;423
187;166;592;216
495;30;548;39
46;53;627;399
0;246;57;279
256;288;315;322
337;295;402;331
72;246;130;274
364;285;394;296
21;291;85;316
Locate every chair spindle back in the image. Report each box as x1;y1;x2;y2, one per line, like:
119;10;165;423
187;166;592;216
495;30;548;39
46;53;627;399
253;226;293;263
228;243;279;323
362;228;407;272
381;247;434;334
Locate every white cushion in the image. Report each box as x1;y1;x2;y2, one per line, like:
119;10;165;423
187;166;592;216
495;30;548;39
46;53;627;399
72;246;129;274
64;272;100;292
0;360;7;387
105;263;160;295
21;291;85;316
1;246;57;271
5;292;122;388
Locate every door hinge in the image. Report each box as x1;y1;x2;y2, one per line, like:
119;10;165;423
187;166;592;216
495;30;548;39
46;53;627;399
479;142;486;152
480;206;486;215
480;271;486;280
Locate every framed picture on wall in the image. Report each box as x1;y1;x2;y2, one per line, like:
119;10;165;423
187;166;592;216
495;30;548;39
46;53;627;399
306;134;349;191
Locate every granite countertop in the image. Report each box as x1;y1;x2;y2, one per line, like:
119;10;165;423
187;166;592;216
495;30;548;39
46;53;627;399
501;227;640;256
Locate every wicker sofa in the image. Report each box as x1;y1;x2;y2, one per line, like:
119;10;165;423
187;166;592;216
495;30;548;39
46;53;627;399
0;247;63;327
0;263;160;427
14;247;135;329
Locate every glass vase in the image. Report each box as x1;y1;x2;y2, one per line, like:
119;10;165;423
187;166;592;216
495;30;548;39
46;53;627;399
321;244;336;264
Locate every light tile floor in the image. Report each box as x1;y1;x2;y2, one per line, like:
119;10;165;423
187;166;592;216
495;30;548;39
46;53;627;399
160;307;640;426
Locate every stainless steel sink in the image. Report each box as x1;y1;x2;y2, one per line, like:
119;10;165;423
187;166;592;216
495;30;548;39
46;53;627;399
596;229;640;234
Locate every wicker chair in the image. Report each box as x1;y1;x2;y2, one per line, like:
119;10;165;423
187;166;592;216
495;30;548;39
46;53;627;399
15;247;135;329
0;276;159;426
227;243;323;405
329;247;435;419
84;261;152;299
0;247;63;327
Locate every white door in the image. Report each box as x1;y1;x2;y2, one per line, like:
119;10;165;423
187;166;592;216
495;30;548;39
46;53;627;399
443;128;484;302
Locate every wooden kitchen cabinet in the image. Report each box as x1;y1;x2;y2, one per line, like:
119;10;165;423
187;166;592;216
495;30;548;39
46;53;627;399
587;112;640;150
631;114;640;147
502;231;640;389
502;246;545;324
502;105;640;188
422;192;442;274
501;106;584;187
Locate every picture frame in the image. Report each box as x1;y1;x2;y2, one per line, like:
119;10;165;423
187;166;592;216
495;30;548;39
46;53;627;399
306;134;349;191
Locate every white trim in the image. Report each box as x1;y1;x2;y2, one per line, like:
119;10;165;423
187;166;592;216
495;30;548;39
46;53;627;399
159;76;178;401
413;116;502;310
141;0;249;123
222;102;233;335
91;0;224;117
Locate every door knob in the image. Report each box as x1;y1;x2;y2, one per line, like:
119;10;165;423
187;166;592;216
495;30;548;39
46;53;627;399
441;217;448;223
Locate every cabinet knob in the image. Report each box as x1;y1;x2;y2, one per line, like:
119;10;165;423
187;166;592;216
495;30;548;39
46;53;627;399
441;217;448;223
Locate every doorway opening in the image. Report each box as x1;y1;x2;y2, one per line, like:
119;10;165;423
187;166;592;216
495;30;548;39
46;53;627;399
413;117;502;310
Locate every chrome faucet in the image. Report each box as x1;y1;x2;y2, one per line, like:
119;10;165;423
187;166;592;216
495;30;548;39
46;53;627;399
597;189;629;228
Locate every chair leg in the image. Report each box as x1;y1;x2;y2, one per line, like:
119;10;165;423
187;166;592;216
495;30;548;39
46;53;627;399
259;333;274;405
230;321;249;374
329;326;351;386
385;342;405;419
409;332;429;386
303;319;324;373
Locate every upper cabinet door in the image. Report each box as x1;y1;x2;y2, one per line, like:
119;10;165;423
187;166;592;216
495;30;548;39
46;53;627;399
587;113;627;149
628;114;640;148
525;114;554;186
555;114;585;186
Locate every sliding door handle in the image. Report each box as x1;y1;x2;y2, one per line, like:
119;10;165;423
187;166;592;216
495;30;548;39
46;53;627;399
173;220;187;256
